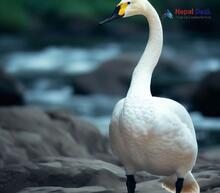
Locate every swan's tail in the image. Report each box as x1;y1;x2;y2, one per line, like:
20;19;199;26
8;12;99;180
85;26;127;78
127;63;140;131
161;172;200;193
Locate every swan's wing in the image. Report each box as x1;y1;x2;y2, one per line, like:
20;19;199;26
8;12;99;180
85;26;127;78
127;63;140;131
110;98;125;129
154;97;196;138
109;98;125;155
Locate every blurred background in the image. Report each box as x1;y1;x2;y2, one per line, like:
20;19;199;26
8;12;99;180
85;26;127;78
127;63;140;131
0;0;220;146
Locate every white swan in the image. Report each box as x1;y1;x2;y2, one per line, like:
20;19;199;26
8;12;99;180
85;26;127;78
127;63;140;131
100;0;199;193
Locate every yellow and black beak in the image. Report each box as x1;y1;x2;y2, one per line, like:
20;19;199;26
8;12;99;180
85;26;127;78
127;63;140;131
99;3;129;25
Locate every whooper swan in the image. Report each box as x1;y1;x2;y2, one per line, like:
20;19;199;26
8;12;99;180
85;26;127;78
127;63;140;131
100;0;199;193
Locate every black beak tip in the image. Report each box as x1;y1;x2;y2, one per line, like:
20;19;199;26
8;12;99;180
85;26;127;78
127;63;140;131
99;17;112;25
99;20;105;25
99;6;122;25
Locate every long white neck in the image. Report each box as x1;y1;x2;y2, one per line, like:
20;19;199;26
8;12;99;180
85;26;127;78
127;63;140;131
127;1;163;97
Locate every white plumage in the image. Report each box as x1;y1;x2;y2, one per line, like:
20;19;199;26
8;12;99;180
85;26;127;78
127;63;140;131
110;97;197;176
106;0;199;192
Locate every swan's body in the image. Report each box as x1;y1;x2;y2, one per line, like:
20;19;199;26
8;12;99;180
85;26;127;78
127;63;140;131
110;97;197;176
101;0;199;192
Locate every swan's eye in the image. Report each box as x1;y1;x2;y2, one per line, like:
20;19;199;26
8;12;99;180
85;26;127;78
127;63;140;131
127;2;131;5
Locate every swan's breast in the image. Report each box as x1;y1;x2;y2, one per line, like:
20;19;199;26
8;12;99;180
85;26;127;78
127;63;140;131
121;97;155;134
110;97;197;175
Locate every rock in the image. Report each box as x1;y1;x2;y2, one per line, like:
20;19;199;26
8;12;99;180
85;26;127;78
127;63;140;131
0;107;110;167
18;186;111;193
0;69;24;106
35;158;125;189
152;58;187;96
196;169;220;192
47;111;109;158
192;156;220;193
193;70;220;117
199;146;220;162
135;180;165;193
211;188;220;193
73;56;136;96
0;158;124;193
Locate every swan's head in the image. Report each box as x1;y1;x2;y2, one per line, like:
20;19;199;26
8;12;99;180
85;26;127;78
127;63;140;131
100;0;148;25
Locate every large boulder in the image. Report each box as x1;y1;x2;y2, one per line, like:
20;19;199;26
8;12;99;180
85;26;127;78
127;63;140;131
0;70;24;106
72;56;136;96
0;107;110;167
0;158;124;193
193;70;220;117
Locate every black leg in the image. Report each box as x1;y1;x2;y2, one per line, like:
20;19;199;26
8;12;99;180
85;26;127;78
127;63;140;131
175;178;184;193
126;175;136;193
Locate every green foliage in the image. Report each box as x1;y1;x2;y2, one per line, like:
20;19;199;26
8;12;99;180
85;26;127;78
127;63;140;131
0;0;29;30
0;0;118;30
0;0;218;31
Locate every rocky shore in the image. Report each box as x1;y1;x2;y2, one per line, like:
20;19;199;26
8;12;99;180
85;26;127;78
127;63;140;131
0;107;219;193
